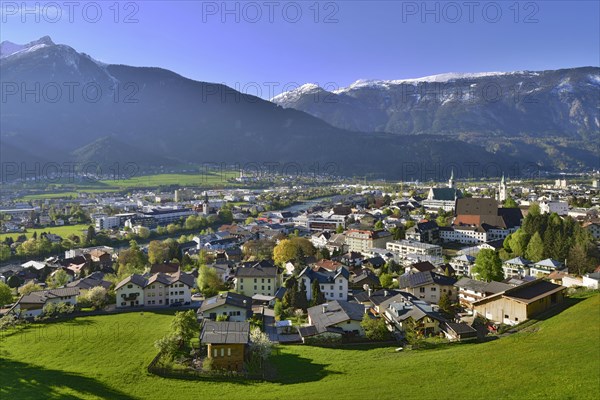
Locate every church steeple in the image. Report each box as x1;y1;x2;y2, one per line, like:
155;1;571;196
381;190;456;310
448;168;455;189
498;173;507;202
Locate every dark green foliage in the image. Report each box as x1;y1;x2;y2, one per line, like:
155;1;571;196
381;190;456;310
473;249;503;282
361;314;389;341
310;279;326;307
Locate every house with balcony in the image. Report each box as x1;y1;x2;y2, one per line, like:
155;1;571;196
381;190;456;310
115;271;194;308
529;258;564;277
502;257;532;278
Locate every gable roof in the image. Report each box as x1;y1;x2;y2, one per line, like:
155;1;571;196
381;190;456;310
410;261;436;272
115;274;147;290
307;300;365;333
398;271;457;289
235;260;278;278
504;256;531;266
533;258;563;270
455;277;512;294
19;287;80;305
67;276;111;290
299;266;350;284
473;279;565;306
199;292;252;313
431;188;462;201
200;321;250;344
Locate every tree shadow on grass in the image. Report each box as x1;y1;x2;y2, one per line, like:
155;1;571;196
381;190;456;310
0;359;136;400
271;352;341;384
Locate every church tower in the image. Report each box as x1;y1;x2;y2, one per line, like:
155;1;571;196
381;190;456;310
498;173;507;202
448;168;455;189
202;192;209;215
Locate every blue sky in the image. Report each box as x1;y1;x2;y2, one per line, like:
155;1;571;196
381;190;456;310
1;1;598;97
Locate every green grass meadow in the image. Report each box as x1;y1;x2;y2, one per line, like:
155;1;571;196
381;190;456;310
1;295;599;399
0;224;90;241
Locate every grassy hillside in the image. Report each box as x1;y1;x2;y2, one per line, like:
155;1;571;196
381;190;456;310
1;295;598;399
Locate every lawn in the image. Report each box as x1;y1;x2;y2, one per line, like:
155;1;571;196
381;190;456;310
0;224;91;241
100;172;240;189
1;295;599;399
13;172;242;202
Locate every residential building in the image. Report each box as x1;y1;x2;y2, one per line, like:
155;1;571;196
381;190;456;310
382;292;447;337
454;277;513;310
345;229;392;253
235;260;280;297
115;271;194;308
200;321;250;371
405;220;440;244
198;292;253;322
10;287;80;318
303;300;366;338
582;221;600;240
529;258;564;277
397;271;457;304
502;257;532;278
539;200;569;216
386;240;443;259
298;266;350;301
472;279;566;325
95;216;120;230
450;254;476;277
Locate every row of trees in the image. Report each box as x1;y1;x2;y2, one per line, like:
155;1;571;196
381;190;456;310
502;209;598;275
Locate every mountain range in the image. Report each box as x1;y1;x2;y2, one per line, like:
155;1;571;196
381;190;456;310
1;37;598;182
272;68;600;171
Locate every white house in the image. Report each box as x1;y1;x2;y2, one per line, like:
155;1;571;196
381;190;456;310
502;257;532;278
529;259;563;277
10;287;80;318
115;271;195;308
298;266;350;302
450;254;476;277
197;292;253;322
115;274;146;308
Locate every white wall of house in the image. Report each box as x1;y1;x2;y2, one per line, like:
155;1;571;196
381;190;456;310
200;304;248;322
116;283;145;308
502;265;529;279
582;275;599;289
302;276;348;301
166;281;192;304
562;276;584;287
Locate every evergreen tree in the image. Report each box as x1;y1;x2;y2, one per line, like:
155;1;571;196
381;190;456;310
296;279;309;311
310;279;326;307
525;232;545;262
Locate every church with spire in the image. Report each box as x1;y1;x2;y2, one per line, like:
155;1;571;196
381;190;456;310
422;168;463;211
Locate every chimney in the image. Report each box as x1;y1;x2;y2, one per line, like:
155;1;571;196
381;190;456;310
322;304;328;313
384;290;389;297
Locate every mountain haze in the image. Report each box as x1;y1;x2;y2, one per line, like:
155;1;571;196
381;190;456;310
0;37;597;181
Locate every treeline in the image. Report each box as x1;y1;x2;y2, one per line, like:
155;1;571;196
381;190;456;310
503;208;599;275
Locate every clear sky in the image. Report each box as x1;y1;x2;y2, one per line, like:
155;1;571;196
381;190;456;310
1;0;598;98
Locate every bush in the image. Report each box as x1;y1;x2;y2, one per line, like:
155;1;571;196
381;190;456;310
202;357;214;372
42;302;75;318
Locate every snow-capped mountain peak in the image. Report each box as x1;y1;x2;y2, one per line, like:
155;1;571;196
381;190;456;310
0;35;55;59
271;83;324;102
